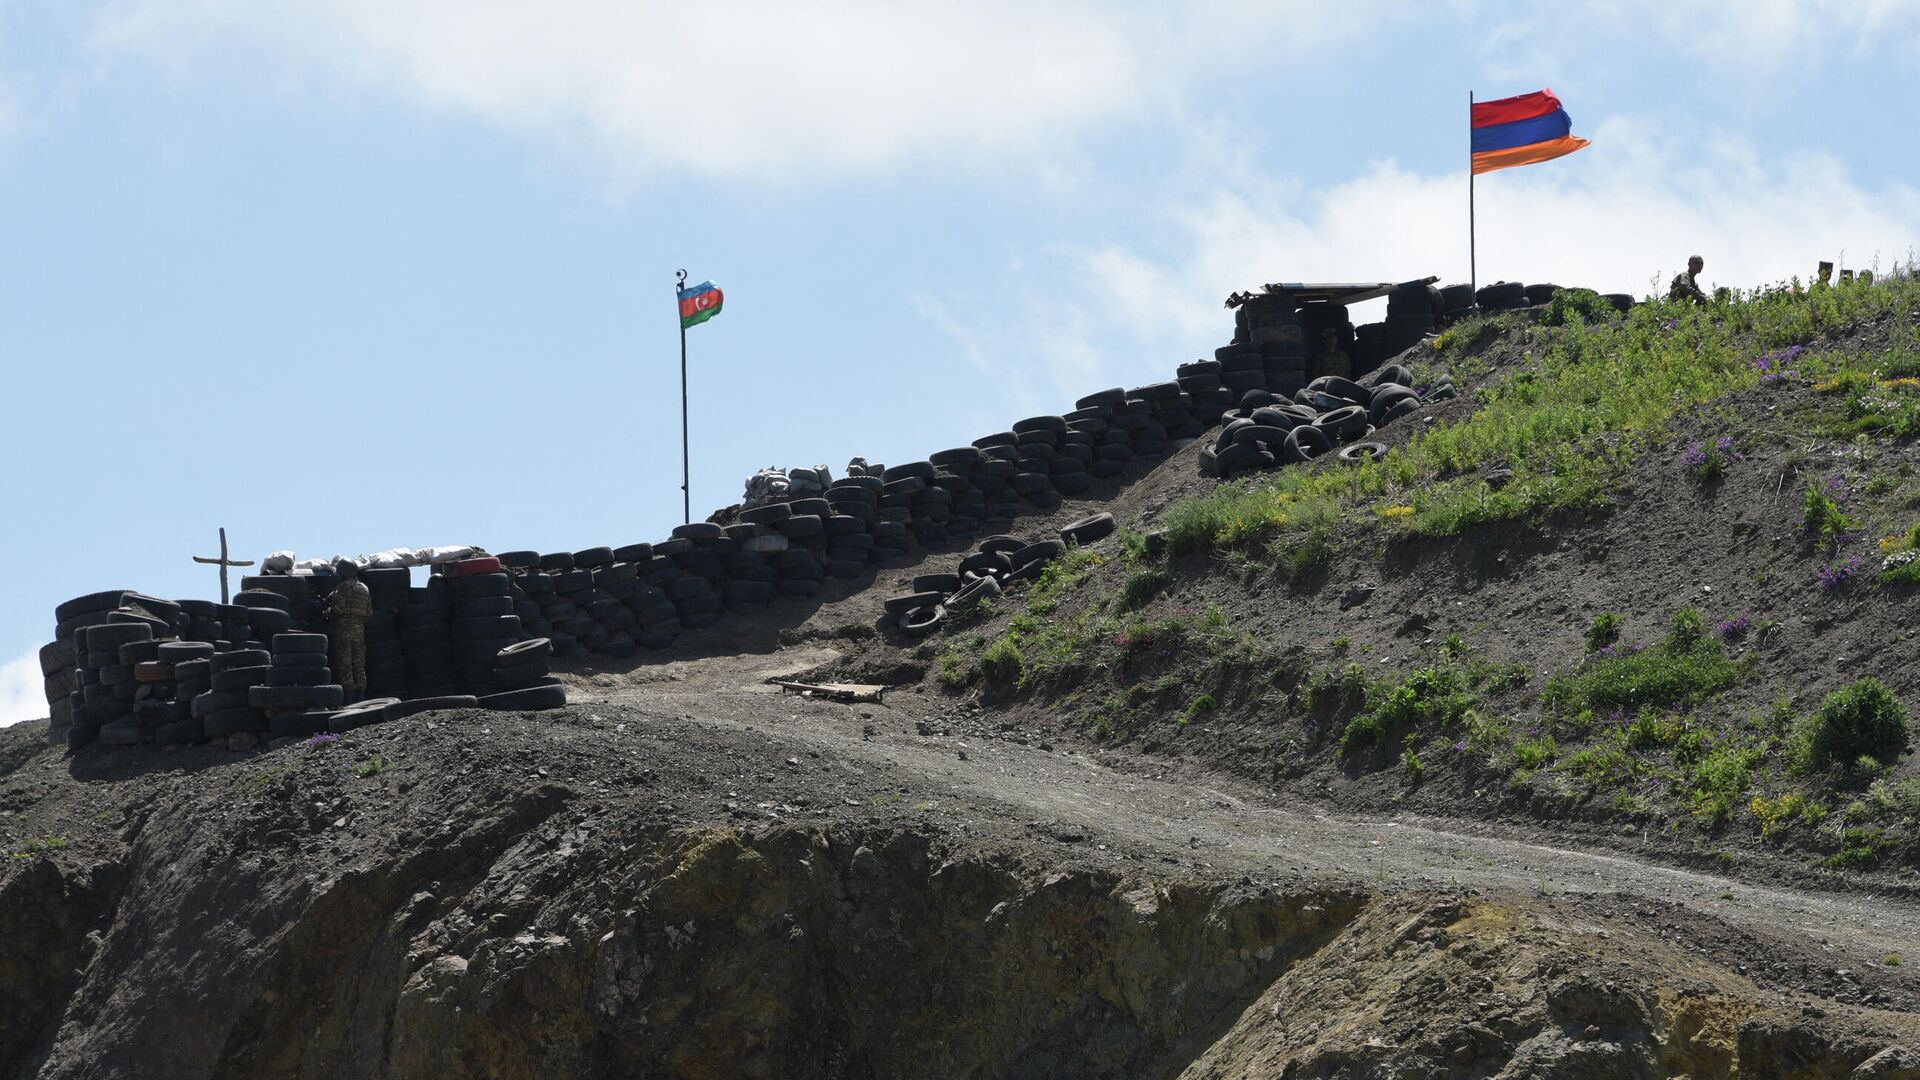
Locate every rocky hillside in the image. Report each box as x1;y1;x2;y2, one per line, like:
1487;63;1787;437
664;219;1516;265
5;279;1920;1078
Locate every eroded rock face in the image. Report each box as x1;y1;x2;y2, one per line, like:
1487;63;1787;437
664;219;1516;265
381;827;1364;1080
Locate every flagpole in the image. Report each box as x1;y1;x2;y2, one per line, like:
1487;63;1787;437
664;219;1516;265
676;268;691;525
1468;90;1477;302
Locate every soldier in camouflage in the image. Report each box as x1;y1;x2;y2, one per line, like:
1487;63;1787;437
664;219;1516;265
325;559;373;702
1668;255;1708;305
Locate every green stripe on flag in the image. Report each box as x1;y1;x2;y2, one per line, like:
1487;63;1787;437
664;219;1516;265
681;301;722;330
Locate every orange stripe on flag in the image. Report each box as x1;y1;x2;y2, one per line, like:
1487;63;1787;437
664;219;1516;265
1471;135;1591;176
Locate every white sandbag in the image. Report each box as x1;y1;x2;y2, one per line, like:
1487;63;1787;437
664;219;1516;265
262;551;296;574
419;545;478;564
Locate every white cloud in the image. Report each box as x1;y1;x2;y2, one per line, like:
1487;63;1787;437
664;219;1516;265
88;0;1401;182
1472;1;1920;82
0;649;46;729
931;117;1920;403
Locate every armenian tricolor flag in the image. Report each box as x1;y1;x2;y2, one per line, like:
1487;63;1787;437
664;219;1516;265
677;279;724;330
1470;89;1590;176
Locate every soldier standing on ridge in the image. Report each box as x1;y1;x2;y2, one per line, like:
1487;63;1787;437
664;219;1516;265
325;559;372;702
1668;255;1708;305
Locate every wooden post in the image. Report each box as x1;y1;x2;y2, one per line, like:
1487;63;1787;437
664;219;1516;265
191;527;255;603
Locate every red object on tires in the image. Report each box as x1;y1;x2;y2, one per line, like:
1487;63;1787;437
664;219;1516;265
453;556;503;576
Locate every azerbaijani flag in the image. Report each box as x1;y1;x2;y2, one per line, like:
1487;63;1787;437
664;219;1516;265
677;279;724;330
1471;89;1590;176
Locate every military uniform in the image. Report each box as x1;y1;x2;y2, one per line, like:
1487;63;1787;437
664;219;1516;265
1668;270;1707;304
1316;348;1352;381
326;572;373;700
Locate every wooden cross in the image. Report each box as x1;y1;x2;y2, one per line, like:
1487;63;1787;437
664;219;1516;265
191;527;254;604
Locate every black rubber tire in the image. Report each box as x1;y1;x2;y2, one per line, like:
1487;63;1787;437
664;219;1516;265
1382;398;1421;424
1371;364;1415;388
156;641;215;663
911;573;962;594
1308;375;1369;403
884;591;946;616
976;535;1026;556
1282;425;1333;463
55;590;132;623
202;706;264;737
947;575;1003;612
497;638;553;663
670;522;724;542
1337;441;1388;464
1060;513;1115;545
269;710;334;738
1313;405;1370;440
1367;383;1417;415
84;623;153;651
958;551;1012;576
211;665;271;692
898;605;945;637
478;682;567;712
271;632;329;656
250;684;345;711
38;640;76;677
1011;539;1066;569
739;503;792;525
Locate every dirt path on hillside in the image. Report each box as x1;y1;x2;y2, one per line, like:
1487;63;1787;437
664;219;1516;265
570;649;1920;995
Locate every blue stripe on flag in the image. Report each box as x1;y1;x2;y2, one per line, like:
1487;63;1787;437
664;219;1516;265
1471;110;1571;154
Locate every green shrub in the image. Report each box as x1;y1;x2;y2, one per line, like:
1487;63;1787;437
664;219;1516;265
979;637;1025;685
1342;666;1473;753
1802;481;1857;548
1512;736;1557;769
1181;694;1217;726
1824;827;1890;869
1540;287;1618;328
1117;568;1171;612
1802;677;1909;766
1686;743;1762;827
1585;612;1622;652
1668;606;1708;649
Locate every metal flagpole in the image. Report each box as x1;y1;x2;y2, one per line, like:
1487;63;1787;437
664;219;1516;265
676;269;691;525
1468;91;1477;300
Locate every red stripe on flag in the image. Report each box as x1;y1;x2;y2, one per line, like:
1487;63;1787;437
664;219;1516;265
1472;89;1563;129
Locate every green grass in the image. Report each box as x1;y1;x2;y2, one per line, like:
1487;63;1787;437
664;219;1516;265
351;754;394;778
6;835;70;859
1341;665;1475;753
1543;608;1743;717
1158;275;1920;556
1116;568;1171;612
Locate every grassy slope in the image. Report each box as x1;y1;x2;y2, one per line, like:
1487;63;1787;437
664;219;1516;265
936;279;1920;876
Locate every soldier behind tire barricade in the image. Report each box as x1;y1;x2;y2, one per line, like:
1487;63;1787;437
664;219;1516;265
324;559;372;702
1315;326;1352;381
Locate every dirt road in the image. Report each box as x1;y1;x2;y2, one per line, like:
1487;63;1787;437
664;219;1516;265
577;647;1920;989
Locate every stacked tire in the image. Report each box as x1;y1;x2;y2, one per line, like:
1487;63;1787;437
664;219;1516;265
88;622;158;746
255;632;346;738
232;583;297;651
399;578;459;697
1475;280;1529;313
663;525;728;628
478;638;566;711
1383;282;1442;357
1439;283;1477;324
198;646;271;739
1201;366;1432;480
450;561;522;695
361;567;411;698
159;642;215;744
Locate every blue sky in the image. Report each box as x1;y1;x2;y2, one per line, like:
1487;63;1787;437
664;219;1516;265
5;1;1920;722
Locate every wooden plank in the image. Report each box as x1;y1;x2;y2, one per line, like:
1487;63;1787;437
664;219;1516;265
766;679;887;703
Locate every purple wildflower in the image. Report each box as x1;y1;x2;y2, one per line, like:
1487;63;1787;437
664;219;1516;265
1681;444;1709;469
1661;318;1679;331
1713;615;1751;641
1821;473;1852;505
1452;737;1468;751
306;732;341;749
1817;555;1864;592
1596;641;1644;660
